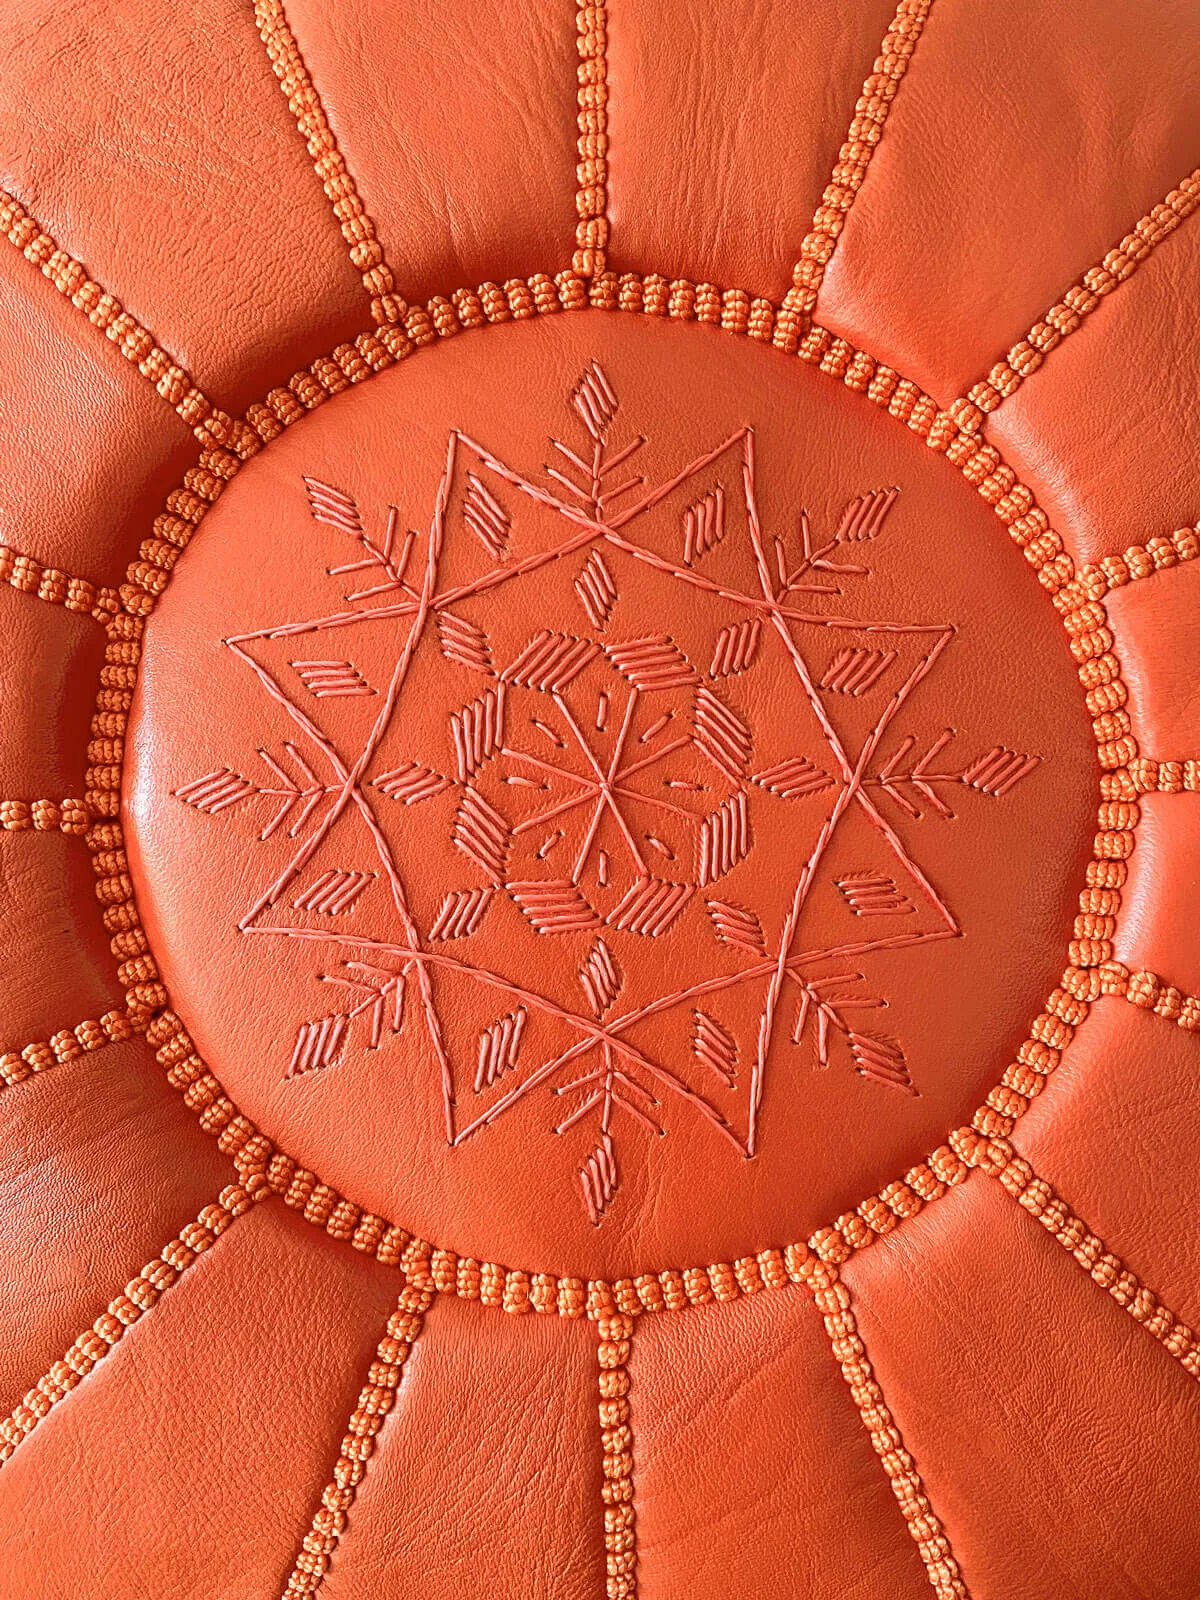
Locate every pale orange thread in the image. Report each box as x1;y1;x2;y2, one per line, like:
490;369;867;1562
0;1007;144;1091
0;541;119;623
801;1257;969;1597
83;270;1133;1304
283;1250;435;1596
0;189;257;456
0;1180;266;1466
590;1297;636;1599
0;796;90;836
1107;758;1200;800
1094;961;1200;1033
1053;522;1200;618
253;0;407;326
953;168;1200;430
573;2;610;277
958;1136;1200;1380
775;0;936;352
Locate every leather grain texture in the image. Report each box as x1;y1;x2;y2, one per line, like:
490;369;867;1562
0;2;1197;1596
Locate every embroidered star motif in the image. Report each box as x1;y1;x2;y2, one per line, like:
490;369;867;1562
177;362;1040;1223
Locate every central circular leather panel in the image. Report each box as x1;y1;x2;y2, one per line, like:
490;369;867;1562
124;311;1094;1277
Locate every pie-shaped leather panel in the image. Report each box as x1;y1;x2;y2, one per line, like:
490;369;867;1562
2;3;1198;1597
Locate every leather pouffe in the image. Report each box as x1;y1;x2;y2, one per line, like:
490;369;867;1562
1;3;1198;1596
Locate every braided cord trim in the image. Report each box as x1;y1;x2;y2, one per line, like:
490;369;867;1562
0;541;119;623
0;1006;144;1091
283;1251;435;1596
775;0;935;352
953;168;1200;430
802;1257;969;1597
961;1137;1200;1381
0;1180;267;1466
0;796;90;835
590;1300;637;1599
254;0;407;326
0;189;258;456
1095;962;1200;1033
573;1;610;278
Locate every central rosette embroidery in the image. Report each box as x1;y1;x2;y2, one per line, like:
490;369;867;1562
176;362;1039;1223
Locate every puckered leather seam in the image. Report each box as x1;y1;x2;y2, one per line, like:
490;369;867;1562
803;1257;970;1598
0;189;260;457
963;1139;1200;1383
950;166;1200;433
0;539;121;625
281;1263;436;1596
0;1178;268;1467
0;1004;144;1092
574;1;610;280
253;0;410;328
775;0;937;354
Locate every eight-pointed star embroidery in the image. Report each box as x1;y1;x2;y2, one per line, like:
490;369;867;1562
174;362;1041;1224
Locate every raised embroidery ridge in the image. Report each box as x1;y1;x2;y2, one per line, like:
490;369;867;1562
172;361;1041;1223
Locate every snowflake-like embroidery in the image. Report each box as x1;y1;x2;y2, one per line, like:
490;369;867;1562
175;361;1041;1224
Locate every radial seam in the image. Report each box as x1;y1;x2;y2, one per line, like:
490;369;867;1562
253;0;409;326
0;1180;265;1466
0;189;257;455
951;167;1200;430
775;0;937;351
803;1257;970;1597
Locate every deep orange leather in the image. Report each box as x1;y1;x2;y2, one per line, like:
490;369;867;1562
0;3;1197;1596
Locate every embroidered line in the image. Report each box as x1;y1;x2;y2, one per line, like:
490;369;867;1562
953;167;1200;429
961;1137;1200;1381
253;0;406;326
0;189;256;455
0;1007;143;1092
573;1;611;278
802;1258;970;1597
776;0;936;351
0;1181;265;1466
283;1252;435;1595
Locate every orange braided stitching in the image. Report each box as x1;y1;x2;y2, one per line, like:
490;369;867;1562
801;1257;969;1597
1095;961;1200;1033
0;541;119;623
959;1136;1200;1380
0;189;257;456
0;1180;266;1465
254;0;407;326
953;168;1200;429
0;796;90;835
775;0;935;351
284;1253;435;1595
0;1006;143;1091
573;1;611;278
1053;522;1200;617
591;1297;637;1599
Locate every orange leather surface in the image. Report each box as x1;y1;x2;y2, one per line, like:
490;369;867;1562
0;3;1197;1596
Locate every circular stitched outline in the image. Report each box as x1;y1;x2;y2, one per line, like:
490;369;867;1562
89;268;1134;1315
